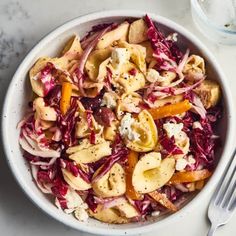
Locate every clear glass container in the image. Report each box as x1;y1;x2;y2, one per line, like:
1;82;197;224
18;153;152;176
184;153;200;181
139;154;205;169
191;0;236;44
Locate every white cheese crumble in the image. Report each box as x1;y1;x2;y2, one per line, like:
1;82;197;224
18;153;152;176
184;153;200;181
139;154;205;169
151;210;160;217
175;155;196;171
187;155;196;165
55;188;89;221
119;113;140;141
193;121;203;130
74;207;89;222
101;92;117;109
166;33;178;42
111;48;130;70
163;122;184;140
146;68;165;83
175;158;188;171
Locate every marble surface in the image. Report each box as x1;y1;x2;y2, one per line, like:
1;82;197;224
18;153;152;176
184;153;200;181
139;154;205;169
0;0;235;236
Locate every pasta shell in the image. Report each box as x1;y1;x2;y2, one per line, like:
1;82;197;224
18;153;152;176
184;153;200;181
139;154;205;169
96;22;129;49
114;62;145;93
128;19;148;44
132;153;175;193
67;141;111;164
92;163;126;198
89;205;128;224
29;57;68;97
183;55;205;75
61;35;83;60
125;110;158;152
85;48;112;81
118;41;147;73
62;168;91;191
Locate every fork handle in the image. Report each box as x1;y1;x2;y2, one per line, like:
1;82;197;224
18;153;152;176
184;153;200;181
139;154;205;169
207;224;218;236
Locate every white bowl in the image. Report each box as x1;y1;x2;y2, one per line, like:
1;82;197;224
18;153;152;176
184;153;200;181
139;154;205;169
1;10;235;236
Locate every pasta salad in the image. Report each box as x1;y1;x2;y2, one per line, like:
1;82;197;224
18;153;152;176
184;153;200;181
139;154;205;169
18;15;221;224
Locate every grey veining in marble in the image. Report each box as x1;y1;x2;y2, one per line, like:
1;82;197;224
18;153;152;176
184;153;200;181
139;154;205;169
0;1;235;236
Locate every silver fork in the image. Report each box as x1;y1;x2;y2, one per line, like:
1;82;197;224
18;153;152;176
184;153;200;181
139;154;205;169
207;149;236;236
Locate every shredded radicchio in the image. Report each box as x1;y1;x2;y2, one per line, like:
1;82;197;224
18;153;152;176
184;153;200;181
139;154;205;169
144;15;183;71
159;134;184;156
56;97;78;147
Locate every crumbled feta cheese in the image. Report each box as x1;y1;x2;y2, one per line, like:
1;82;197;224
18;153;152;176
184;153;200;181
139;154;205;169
187;155;196;165
175;158;188;171
64;188;85;213
101;92;117;109
163;122;184;140
119;113;140;141
151;211;160;217
166;33;178;42
197;164;204;170
74;206;89;222
111;48;130;70
146;68;165;83
193;121;203;130
122;94;141;113
56;188;89;222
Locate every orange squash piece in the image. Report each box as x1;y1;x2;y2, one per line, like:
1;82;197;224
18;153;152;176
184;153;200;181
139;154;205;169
168;169;212;185
148;100;191;120
60;82;72;115
125;151;143;200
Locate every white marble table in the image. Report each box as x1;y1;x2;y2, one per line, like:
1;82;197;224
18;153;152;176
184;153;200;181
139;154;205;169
0;0;235;235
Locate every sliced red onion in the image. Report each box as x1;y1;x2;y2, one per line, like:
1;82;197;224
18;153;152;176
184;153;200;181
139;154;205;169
30;157;58;166
19;132;60;158
176;48;190;78
81;31;100;49
103;197;126;209
190;93;206;119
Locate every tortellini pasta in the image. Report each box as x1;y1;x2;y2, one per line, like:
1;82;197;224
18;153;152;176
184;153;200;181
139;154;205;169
132;152;175;193
61;35;83;60
62;168;91;191
89;205;128;224
33;97;57;121
103;120;118;141
183;55;205;76
29;57;68;97
128;19;148;44
120;110;158;152
92;163;126;198
67;139;111;164
116;92;142;119
118;41;147;73
113;62;146;93
96;21;129;49
85;48;112;81
75;101;102;138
